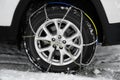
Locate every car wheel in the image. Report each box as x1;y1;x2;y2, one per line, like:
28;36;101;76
23;2;97;72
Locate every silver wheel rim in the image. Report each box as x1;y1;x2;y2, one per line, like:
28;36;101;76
34;19;83;66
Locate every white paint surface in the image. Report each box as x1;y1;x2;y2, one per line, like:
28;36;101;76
100;0;120;23
0;0;120;26
0;0;20;26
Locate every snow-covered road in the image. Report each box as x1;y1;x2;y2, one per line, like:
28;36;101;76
0;44;120;80
0;69;112;80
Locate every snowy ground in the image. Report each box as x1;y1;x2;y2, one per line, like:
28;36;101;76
0;69;112;80
0;44;120;80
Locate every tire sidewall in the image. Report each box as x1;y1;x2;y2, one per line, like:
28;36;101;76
24;5;97;72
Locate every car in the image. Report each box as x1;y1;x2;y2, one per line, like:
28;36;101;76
0;0;120;72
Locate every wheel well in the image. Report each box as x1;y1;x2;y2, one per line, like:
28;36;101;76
18;0;103;46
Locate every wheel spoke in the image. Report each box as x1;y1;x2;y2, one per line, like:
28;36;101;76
38;46;51;53
48;48;54;61
66;32;80;41
62;48;75;60
35;36;51;41
67;40;82;49
54;20;59;35
60;53;64;64
71;42;82;49
62;22;71;35
43;27;52;38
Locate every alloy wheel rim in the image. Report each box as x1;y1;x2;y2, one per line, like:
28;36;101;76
34;19;83;66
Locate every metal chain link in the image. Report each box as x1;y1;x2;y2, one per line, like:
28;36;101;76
24;3;98;72
29;4;47;35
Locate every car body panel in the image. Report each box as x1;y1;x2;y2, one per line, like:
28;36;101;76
0;0;20;26
100;0;120;23
0;0;120;26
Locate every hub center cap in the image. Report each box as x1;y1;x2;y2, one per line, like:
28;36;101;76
54;39;62;46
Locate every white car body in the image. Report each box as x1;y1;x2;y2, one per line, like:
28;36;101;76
0;0;20;26
0;0;120;26
100;0;120;23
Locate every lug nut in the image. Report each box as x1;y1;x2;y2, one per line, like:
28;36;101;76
52;38;55;41
58;35;62;39
59;46;63;49
53;44;56;48
62;40;66;44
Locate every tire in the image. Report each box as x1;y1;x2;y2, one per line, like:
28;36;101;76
23;3;97;72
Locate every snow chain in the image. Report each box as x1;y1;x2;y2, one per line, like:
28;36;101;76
23;3;98;72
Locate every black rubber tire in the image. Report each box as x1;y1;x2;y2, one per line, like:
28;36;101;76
24;4;97;72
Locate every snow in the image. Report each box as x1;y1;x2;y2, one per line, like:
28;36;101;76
94;45;120;71
0;69;111;80
0;44;120;80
